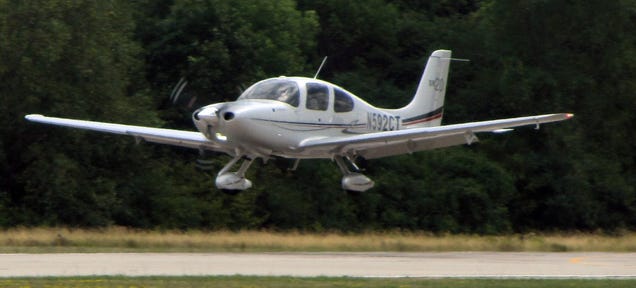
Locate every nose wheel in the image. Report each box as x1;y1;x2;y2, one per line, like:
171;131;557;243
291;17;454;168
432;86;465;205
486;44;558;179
334;156;374;192
216;155;254;193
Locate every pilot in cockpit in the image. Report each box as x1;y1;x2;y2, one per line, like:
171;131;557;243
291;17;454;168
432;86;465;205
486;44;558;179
277;86;293;102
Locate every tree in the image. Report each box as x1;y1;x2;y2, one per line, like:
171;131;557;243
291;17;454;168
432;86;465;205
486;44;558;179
475;0;636;231
0;0;160;226
139;0;319;127
2;0;634;232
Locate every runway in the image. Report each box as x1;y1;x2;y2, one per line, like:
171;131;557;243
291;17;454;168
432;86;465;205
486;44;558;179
1;252;635;278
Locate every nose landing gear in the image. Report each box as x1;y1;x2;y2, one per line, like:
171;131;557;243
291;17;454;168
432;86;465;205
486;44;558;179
216;155;254;193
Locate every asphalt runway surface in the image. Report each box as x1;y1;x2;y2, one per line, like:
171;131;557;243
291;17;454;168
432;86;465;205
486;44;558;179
1;252;635;278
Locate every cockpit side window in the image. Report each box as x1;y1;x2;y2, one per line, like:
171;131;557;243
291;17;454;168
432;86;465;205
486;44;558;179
239;79;299;107
334;88;354;113
306;83;329;111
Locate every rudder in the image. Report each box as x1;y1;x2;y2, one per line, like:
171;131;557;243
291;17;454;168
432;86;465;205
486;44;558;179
391;50;452;127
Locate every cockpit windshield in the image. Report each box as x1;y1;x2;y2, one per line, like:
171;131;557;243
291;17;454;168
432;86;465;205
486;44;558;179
238;79;299;107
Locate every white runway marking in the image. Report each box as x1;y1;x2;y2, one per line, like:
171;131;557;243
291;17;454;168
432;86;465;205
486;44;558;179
0;252;635;278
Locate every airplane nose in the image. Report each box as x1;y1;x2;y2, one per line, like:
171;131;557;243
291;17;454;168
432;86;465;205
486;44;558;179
193;107;219;126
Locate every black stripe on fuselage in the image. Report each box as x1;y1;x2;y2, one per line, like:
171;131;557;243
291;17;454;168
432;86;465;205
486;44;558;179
402;107;444;125
251;118;366;128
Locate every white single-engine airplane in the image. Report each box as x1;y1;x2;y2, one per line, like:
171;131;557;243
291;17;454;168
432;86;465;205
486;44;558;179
26;50;573;192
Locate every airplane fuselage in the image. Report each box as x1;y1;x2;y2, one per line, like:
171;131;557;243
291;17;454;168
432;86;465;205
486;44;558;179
192;76;422;159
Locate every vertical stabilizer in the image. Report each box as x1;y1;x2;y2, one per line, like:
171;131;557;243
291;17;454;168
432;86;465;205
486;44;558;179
390;50;451;127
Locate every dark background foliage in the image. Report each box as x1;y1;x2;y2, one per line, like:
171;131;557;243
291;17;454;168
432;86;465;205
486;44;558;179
1;0;634;233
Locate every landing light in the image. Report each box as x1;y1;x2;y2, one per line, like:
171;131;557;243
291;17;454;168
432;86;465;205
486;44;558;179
215;132;228;141
493;128;514;134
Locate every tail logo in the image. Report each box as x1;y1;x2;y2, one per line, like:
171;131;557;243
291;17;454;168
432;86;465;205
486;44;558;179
429;78;445;92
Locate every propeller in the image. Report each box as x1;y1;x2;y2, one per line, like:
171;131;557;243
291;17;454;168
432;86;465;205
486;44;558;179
195;158;216;171
168;77;223;171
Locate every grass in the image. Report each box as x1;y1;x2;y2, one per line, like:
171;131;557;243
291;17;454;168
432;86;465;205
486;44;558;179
0;276;635;288
1;227;636;253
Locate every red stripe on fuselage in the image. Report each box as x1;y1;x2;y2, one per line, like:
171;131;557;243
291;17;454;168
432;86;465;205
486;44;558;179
402;112;443;126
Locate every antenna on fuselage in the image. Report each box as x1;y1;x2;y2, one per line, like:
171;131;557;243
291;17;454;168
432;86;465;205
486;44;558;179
313;56;328;79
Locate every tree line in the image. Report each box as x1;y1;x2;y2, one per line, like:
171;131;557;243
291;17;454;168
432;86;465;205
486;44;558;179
1;0;634;233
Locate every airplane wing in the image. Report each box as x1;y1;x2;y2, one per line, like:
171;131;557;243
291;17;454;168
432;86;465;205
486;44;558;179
25;114;225;152
298;113;574;159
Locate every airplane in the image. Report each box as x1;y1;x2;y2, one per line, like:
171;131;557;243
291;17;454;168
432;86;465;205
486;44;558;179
25;50;573;193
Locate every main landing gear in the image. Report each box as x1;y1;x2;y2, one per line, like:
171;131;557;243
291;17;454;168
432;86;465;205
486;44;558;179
334;156;374;193
214;155;374;194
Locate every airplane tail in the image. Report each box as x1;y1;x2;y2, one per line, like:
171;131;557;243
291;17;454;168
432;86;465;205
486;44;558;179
386;50;452;128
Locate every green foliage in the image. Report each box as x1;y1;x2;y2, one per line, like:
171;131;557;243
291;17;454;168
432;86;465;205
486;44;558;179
1;0;151;226
370;149;514;233
139;0;319;126
1;0;635;233
473;0;636;231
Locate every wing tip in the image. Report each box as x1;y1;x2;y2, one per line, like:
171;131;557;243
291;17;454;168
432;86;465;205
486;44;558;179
565;113;574;119
25;114;45;121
